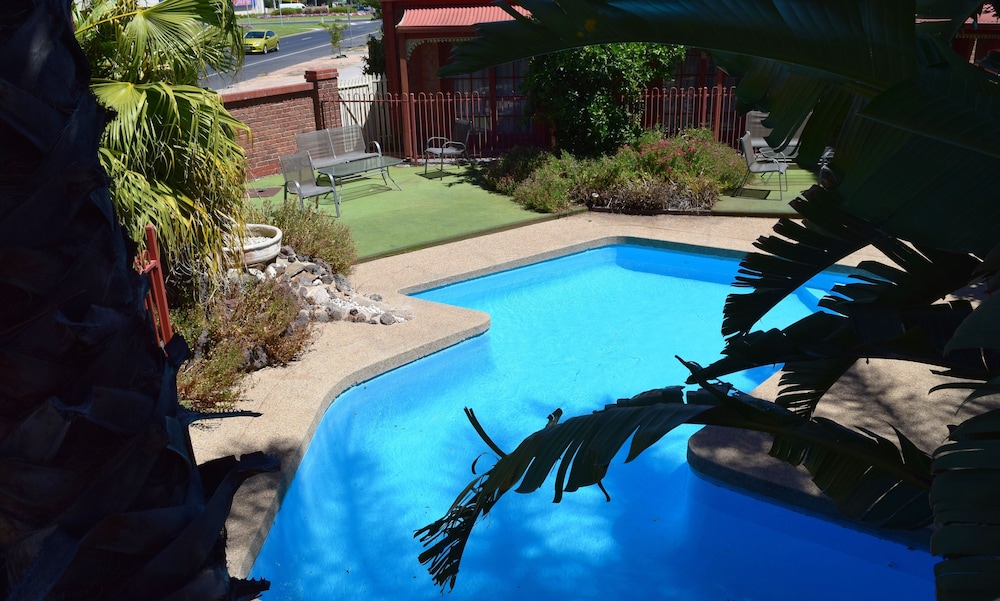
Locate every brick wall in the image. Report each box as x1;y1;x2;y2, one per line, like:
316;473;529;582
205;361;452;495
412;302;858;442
222;69;341;179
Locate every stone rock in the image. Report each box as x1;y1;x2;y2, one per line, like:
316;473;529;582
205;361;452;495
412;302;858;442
293;309;312;330
242;345;269;371
285;262;308;278
325;304;347;321
223;243;414;330
304;286;331;306
291;271;314;287
314;257;332;273
333;273;353;293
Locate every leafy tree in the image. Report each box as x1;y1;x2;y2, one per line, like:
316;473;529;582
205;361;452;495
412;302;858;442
72;0;250;294
522;43;684;157
418;1;1000;599
357;0;386;76
324;21;347;56
0;1;276;599
363;34;387;76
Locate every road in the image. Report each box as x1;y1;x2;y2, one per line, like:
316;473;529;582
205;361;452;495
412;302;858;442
202;19;381;90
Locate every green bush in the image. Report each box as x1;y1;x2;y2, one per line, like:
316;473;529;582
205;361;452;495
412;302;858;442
570;150;640;201
175;278;312;410
173;203;356;410
481;146;554;195
511;154;580;212
634;128;745;193
489;128;742;214
254;202;357;275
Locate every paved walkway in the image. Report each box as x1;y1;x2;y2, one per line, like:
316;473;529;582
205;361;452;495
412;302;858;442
192;211;965;577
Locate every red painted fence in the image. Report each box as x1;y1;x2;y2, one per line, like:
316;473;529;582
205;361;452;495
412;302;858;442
325;86;746;162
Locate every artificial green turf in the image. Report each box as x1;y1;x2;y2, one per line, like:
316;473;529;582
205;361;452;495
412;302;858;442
713;166;816;217
246;163;548;260
247;162;816;260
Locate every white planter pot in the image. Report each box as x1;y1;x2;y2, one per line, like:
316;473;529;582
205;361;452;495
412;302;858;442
241;223;283;265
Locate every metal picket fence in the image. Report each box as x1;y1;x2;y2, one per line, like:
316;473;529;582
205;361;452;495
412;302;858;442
324;85;744;161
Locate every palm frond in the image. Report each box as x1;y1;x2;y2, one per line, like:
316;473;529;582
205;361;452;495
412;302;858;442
92;80;247;280
75;0;243;84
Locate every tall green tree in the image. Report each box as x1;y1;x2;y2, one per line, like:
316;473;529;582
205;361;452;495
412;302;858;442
416;1;1000;599
73;0;251;292
522;43;684;156
0;0;276;599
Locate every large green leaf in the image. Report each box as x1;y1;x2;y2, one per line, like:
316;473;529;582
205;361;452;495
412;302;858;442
443;0;916;89
74;0;243;85
90;80;248;279
931;409;1000;600
722;187;883;337
438;2;1000;598
417;378;934;590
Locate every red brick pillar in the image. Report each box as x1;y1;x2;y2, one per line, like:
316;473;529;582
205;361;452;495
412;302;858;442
305;68;340;131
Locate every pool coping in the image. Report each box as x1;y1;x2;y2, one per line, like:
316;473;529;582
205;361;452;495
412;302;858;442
190;210;953;578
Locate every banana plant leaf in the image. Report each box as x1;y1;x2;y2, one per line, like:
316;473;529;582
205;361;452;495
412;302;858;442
930;408;1000;599
435;2;1000;598
417;374;933;591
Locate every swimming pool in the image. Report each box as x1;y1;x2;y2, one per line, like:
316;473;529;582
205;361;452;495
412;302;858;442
250;243;934;600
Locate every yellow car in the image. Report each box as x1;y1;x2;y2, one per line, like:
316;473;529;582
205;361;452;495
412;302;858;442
244;30;279;54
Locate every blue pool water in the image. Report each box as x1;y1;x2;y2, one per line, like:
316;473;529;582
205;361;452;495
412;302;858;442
251;244;935;600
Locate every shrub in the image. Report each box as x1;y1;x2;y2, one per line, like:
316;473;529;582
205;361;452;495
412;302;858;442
481;146;554;195
175;278;312;410
511;154;580;212
489;128;740;214
569;149;641;201
174;203;355;410
254;202;357;275
634;128;745;193
523;44;686;157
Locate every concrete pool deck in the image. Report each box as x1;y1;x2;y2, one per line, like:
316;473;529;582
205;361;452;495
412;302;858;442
190;210;970;577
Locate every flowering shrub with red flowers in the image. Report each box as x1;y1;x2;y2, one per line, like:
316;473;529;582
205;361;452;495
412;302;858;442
634;127;745;193
482;128;746;214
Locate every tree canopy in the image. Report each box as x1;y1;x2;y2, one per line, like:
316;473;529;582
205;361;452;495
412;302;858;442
522;43;685;156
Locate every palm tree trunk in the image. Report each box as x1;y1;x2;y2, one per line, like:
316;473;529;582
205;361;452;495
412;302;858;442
0;2;276;599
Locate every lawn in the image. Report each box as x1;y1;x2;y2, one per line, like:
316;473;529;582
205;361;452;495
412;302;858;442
246;161;811;260
246;163;556;260
237;13;371;38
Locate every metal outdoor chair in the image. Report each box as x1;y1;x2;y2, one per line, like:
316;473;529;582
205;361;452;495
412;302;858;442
279;152;340;216
424;119;472;174
735;131;788;200
746;110;803;161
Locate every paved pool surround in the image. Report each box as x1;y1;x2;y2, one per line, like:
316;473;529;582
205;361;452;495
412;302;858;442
189;211;965;577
